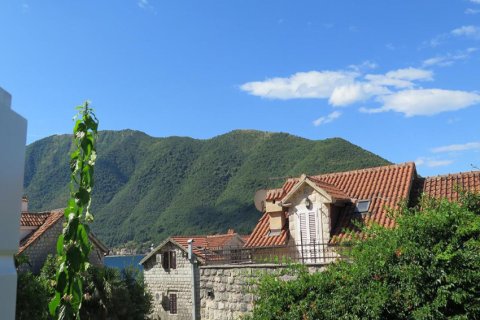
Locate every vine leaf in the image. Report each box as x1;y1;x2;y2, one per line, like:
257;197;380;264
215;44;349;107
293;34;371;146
50;101;99;319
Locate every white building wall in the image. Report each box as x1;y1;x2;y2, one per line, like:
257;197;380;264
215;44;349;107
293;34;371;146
0;86;27;320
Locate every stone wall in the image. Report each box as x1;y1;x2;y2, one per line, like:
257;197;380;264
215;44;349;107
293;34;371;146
143;243;200;320
21;219;106;274
22;219;63;273
199;264;325;320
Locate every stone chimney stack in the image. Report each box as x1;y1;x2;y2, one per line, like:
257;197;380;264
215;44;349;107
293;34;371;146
21;196;28;212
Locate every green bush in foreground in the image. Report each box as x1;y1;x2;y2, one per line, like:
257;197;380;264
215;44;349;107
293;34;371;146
246;193;480;320
16;255;152;320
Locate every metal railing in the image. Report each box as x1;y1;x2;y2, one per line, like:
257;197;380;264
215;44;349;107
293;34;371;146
202;241;347;265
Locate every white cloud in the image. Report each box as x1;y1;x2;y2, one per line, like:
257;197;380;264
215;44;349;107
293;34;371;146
415;157;454;167
385;43;395;50
431;142;480;153
313;111;342;126
425;25;480;47
422;48;478;67
465;8;480;14
240;71;357;100
364;89;480;116
138;0;149;8
329;83;389;106
451;25;480;39
138;0;156;12
365;67;433;88
348;60;377;72
385;67;433;81
241;64;479;119
470;0;480;4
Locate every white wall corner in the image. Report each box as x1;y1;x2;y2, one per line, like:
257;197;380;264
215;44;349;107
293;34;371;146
0;86;27;320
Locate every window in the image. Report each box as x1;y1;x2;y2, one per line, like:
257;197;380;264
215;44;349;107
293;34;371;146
169;293;177;314
299;211;317;245
355;200;371;213
162;251;176;269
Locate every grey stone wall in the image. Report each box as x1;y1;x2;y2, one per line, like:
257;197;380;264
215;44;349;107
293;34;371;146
22;219;64;273
21;219;105;274
143;243;200;320
199;264;325;320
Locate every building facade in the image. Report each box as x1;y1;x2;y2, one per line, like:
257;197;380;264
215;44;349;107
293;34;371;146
18;202;109;273
141;231;245;320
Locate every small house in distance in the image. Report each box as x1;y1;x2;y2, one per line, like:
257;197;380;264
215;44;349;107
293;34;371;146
18;197;109;273
140;229;246;320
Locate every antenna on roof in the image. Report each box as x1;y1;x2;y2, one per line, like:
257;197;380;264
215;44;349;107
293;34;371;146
471;164;479;171
254;189;267;212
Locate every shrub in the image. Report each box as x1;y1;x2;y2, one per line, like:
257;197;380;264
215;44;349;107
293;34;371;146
246;192;480;320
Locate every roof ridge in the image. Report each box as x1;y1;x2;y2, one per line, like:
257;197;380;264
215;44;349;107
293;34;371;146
23;208;64;215
206;233;236;238
312;162;415;178
425;170;480;180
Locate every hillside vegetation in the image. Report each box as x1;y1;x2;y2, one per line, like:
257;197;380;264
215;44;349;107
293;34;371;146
24;129;390;249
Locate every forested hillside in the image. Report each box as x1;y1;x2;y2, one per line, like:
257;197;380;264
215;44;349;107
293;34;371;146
24;129;390;249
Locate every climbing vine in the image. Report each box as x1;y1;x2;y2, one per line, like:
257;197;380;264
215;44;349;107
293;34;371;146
49;102;99;319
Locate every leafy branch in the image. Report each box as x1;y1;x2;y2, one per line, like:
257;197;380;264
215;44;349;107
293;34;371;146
49;102;99;319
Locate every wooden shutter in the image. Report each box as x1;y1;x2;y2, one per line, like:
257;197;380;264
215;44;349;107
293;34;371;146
169;294;177;314
299;213;308;245
308;211;317;244
170;251;177;269
162;252;169;269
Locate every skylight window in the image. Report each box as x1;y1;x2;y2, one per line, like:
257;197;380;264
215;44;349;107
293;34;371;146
355;200;370;213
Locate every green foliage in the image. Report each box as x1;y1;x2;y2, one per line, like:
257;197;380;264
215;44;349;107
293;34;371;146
24;130;390;249
245;193;480;320
16;271;51;320
50;102;99;319
81;266;152;319
16;255;152;320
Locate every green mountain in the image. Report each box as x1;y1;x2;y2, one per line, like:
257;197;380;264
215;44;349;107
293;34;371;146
24;129;390;249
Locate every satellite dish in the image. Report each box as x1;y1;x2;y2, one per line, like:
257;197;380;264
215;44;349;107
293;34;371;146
254;189;267;212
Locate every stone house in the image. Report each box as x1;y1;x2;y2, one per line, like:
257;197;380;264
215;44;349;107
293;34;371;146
18;198;109;273
245;162;480;261
140;230;245;320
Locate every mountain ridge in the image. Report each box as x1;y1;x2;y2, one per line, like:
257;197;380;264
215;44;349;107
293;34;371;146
24;129;391;250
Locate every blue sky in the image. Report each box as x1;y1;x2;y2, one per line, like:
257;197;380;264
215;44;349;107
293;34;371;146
1;0;479;177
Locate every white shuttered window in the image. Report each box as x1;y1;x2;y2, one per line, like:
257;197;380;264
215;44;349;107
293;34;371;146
298;211;317;245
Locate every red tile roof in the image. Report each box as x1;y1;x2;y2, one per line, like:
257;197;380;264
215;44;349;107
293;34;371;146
422;171;480;201
141;231;245;264
244;211;289;248
19;210;64;254
245;162;416;247
19;210;108;255
20;212;51;227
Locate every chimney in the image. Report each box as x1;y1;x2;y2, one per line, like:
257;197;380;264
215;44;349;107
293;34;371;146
21;196;28;212
227;229;235;235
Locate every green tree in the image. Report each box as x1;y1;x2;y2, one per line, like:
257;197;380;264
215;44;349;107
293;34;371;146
246;192;480;320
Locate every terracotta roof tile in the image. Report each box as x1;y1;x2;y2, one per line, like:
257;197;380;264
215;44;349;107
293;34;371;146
170;232;244;259
422;171;480;201
244;212;289;248
20;212;51;227
18;210;64;254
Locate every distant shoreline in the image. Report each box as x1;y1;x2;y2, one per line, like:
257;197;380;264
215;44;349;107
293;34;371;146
106;254;145;258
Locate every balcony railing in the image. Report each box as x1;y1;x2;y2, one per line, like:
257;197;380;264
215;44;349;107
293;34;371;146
202;241;348;266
